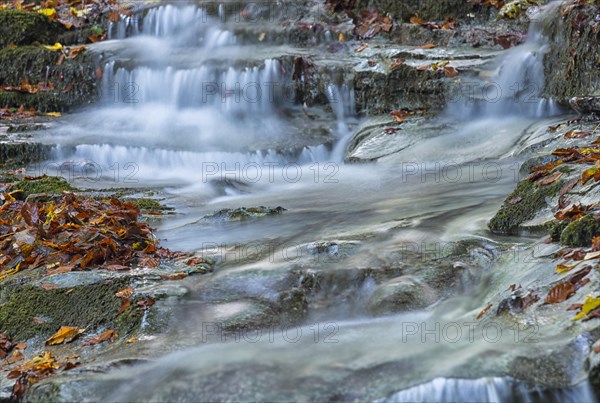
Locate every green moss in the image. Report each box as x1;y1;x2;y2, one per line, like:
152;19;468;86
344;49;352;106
560;215;600;247
0;10;63;48
488;179;563;235
548;219;570;242
0;279;134;341
130;198;163;211
14;176;76;197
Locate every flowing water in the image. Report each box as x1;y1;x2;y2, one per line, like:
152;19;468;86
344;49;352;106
34;1;597;401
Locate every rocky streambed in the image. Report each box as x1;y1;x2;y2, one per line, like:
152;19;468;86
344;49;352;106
1;0;600;401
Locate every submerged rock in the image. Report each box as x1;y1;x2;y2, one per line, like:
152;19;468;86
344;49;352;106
202;206;286;221
367;275;437;316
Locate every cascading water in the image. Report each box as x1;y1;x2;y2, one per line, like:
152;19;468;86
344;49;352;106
446;3;561;119
28;1;598;402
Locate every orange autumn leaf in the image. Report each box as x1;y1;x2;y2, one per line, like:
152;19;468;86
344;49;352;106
45;326;85;346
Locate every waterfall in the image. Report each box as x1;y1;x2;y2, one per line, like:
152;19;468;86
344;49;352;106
446;3;562;119
327;83;357;162
381;377;595;403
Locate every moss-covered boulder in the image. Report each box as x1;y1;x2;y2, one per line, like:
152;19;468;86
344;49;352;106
489;179;562;235
559;215;600;247
0;279;138;341
0;10;64;48
13;175;76;198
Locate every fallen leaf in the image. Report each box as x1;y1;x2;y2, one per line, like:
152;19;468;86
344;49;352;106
537;171;563;186
418;43;436;49
43;42;63;51
45;326;85;346
126;336;137;344
573;296;600;320
137;297;155;310
95;66;103;79
6;350;25;365
45;112;61;117
160;272;188;281
544;282;576;304
584;251;600;261
564;130;591;139
444;65;459;78
476;303;493;320
116;287;134;299
185;257;204;266
354;43;368;52
117;297;131;315
81;330;118;346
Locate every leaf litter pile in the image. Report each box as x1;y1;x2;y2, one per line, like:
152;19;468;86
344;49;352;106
0;190;190;281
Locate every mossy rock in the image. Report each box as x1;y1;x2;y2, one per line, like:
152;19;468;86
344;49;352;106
0;10;64;48
543;2;600;101
0;142;51;166
130;198;164;211
0;279;138;341
14;175;76;197
0;46;100;111
560;215;600;247
488;179;563;235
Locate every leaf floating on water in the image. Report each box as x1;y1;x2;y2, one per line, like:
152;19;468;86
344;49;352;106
564;130;591;139
418;43;436;49
476;303;493;320
584;251;600;261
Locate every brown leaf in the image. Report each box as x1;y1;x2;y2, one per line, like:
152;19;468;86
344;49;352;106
185;257;204;266
81;330;118;346
476;303;493;320
6;350;25;364
544;282;576;304
390;58;405;70
117;297;131;315
418;43;436;49
564;130;591;139
137;297;155;310
536;171;563;186
138;256;160;268
160;272;188;281
95;66;103;79
444;65;459;77
105;264;130;271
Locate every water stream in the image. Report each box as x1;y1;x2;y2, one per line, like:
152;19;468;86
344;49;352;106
33;1;597;401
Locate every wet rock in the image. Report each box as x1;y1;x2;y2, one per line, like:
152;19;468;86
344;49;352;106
353;0;496;22
570;96;600;116
510;335;592;387
367;275;437;316
202;206;286;221
0;10;63;48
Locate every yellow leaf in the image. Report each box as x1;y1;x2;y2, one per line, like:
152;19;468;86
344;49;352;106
258;32;266;42
45;112;62;117
43;42;63;51
45;326;85;345
338;33;345;42
573;296;600;320
556;263;578;273
38;8;57;18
